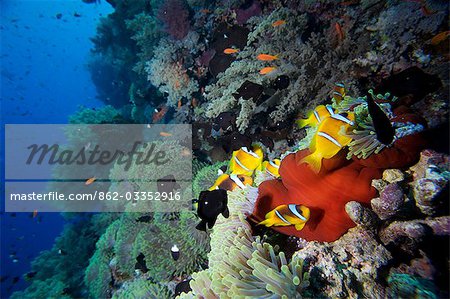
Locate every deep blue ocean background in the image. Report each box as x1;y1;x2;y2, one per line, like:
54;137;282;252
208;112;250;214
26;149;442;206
1;1;113;297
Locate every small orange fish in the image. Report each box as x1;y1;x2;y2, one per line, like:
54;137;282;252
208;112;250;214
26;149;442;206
32;209;38;218
421;4;436;15
177;99;182;109
85;177;96;185
153;106;168;123
160;132;172;137
272;20;286;27
191;98;198;108
335;22;345;41
431;31;450;45
259;66;276;75
257;54;279;61
200;9;211;14
223;48;239;54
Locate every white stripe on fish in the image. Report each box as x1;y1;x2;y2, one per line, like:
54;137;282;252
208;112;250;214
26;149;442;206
275;210;291;224
317;131;342;147
288;204;307;221
234;156;250;172
230;174;246;189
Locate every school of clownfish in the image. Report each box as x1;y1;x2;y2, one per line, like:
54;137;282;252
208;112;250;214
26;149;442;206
195;83;374;233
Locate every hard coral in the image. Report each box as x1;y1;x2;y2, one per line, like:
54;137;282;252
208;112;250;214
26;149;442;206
157;0;191;40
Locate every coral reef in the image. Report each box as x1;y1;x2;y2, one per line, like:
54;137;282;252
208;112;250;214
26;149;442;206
157;0;191;40
179;189;309;298
85;211;209;298
11;214;117;299
145;33;201;107
16;1;450;298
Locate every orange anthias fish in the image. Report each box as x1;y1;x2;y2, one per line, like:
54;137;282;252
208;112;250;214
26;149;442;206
153;106;168;123
257;54;279;61
160;132;172;137
259;66;276;75
272;20;286;27
335;22;345;41
223;48;239;54
431;31;450;46
85;177;96;185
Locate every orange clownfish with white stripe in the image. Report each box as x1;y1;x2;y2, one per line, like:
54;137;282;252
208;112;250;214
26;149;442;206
229;145;263;176
262;159;281;178
297;105;335;128
208;173;253;191
301;111;355;173
332;82;346;103
259;204;310;231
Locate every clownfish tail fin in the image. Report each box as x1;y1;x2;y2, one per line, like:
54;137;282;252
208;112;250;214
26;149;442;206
300;152;322;174
295;223;306;231
296;118;310;128
258;218;274;227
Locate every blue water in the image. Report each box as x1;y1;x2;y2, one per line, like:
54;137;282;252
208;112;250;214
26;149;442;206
1;1;113;297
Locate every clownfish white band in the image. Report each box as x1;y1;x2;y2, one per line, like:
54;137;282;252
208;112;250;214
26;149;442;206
241;147;260;159
269;161;280;169
314;110;321;122
288;204;307;221
331;113;354;126
317;131;342;147
230;174;246;189
275;210;291;224
234;156;250;172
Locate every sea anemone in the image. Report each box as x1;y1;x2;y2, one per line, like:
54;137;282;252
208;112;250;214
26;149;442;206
251;150;381;242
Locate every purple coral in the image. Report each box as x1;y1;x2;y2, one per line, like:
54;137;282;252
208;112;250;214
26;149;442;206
157;0;190;40
371;183;405;220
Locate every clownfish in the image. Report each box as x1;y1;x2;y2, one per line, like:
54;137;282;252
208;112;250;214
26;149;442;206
262;159;281;178
259;204;310;231
208;173;253;191
332;83;346;103
297;105;334;128
301;112;355;173
229;145;263;176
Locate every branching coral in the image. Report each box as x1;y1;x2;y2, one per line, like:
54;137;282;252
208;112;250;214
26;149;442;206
126;13;162;75
11;214;117;299
68;105;122;124
145;33;201;107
